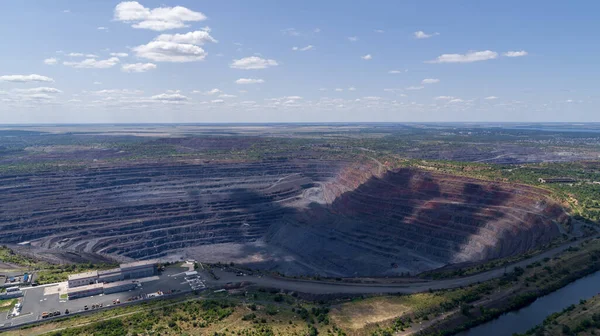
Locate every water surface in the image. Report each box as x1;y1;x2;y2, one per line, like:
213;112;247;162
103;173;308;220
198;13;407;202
457;270;600;336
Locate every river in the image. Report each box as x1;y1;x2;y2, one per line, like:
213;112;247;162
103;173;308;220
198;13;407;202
457;270;600;336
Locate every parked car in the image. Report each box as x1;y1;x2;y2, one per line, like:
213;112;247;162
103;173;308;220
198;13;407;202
41;312;49;318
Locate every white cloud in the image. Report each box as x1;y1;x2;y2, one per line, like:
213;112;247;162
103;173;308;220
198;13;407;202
281;28;301;37
203;88;222;95
151;93;188;101
211;99;225;104
313;28;321;33
230;56;278;70
348;36;358;42
134;43;203;62
427;50;498;63
155;30;217;45
503;50;528;57
110;52;129;57
64;57;120;69
235;78;264;84
348;87;356;91
0;74;54;83
68;53;98;58
218;94;237;98
90;89;143;95
13;87;62;94
361;54;373;60
374;29;385;33
133;30;217;62
484;96;498;100
435;96;455;100
121;63;157;72
292;45;314;52
114;1;206;31
318;88;327;91
422;78;440;84
334;88;343;92
93;81;102;85
414;31;439;39
97;27;108;31
43;58;58;65
26;93;55;101
406;86;424;90
448;98;464;103
388;69;407;74
63;9;70;13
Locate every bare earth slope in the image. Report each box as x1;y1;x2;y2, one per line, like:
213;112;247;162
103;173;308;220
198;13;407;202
0;160;567;276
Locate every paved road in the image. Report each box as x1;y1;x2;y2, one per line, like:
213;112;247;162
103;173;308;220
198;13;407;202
209;236;597;294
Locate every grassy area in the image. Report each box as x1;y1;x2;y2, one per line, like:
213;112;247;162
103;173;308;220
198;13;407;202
9;290;345;336
34;263;118;285
0;245;118;285
515;295;600;336
0;246;43;269
330;293;449;332
0;298;17;312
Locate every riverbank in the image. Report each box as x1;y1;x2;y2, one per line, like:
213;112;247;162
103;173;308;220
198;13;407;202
514;294;600;335
409;238;600;336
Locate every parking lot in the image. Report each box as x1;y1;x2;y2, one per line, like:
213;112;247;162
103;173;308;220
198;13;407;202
0;264;206;330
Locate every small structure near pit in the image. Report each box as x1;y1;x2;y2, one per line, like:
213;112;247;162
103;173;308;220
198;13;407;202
538;177;577;184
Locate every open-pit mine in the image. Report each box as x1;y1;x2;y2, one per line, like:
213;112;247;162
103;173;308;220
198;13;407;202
0;140;572;277
0;124;579;277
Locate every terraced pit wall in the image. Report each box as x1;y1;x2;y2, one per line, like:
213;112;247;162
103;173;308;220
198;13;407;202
0;158;568;276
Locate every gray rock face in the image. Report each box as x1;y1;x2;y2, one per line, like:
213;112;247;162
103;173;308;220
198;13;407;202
0;160;566;276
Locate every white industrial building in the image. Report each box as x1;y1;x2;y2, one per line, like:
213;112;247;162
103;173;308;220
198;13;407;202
67;283;104;300
103;280;138;294
120;261;157;279
67;270;99;288
68;260;157;288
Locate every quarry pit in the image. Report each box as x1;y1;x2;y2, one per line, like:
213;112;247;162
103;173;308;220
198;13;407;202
0;158;568;277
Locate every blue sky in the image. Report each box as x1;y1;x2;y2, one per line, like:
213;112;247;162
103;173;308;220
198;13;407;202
1;0;599;123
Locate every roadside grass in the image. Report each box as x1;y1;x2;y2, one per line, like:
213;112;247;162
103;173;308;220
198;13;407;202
10;288;342;336
0;246;41;269
59;294;67;300
330;293;447;331
0;298;17;312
